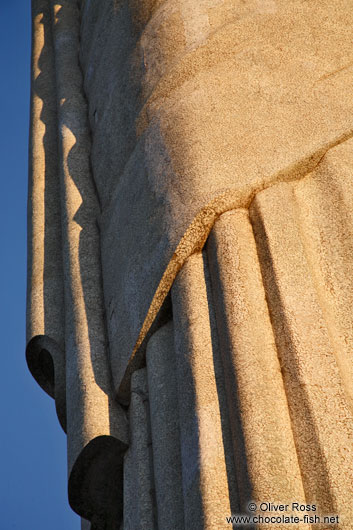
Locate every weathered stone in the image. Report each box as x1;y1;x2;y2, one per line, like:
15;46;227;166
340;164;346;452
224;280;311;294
172;252;231;529
125;369;156;530
207;208;308;526
91;0;353;395
27;0;66;430
250;152;353;525
146;322;184;530
27;1;353;528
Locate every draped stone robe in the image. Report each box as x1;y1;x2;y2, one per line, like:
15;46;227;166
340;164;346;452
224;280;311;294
27;0;353;528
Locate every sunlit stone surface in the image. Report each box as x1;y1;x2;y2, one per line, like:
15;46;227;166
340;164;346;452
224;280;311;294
27;1;353;528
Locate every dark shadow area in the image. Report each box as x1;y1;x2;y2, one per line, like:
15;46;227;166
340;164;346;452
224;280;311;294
68;435;128;528
26;334;66;431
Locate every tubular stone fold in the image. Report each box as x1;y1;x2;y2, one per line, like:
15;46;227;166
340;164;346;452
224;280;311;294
27;0;353;528
27;0;66;429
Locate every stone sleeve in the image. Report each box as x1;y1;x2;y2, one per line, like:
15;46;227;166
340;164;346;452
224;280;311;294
27;1;353;528
27;0;129;524
26;0;66;430
80;0;353;399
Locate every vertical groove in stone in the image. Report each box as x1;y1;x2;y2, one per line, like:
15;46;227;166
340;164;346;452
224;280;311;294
293;139;353;415
26;0;66;428
146;321;185;530
172;251;231;530
127;368;157;530
207;208;307;524
250;182;353;525
27;2;353;528
202;258;240;517
49;0;128;521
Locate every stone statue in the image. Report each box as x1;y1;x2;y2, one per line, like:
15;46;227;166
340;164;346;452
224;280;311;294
27;0;353;528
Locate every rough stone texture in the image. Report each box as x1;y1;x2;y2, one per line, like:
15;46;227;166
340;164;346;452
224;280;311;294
207;208;308;525
28;0;128;525
83;0;353;396
172;252;232;529
27;0;353;528
27;0;66;430
146;322;184;530
249;144;353;526
123;369;156;530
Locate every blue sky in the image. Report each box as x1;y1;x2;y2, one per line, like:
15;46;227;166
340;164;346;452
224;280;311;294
0;1;79;528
